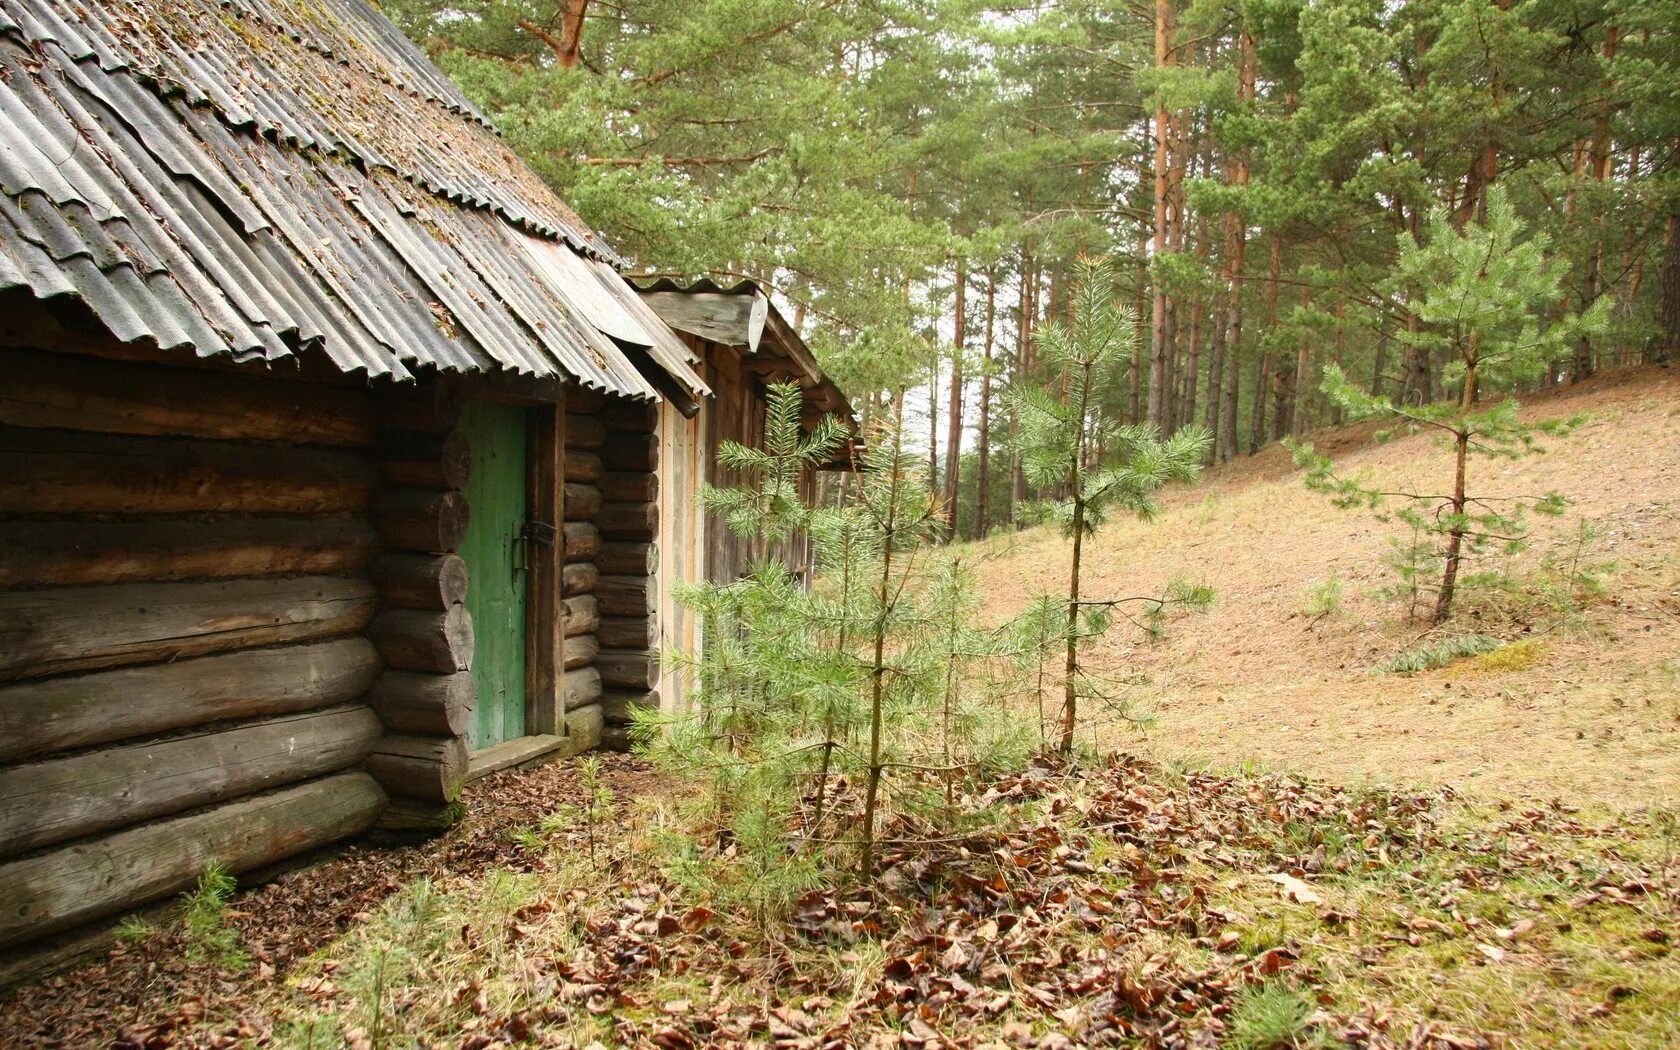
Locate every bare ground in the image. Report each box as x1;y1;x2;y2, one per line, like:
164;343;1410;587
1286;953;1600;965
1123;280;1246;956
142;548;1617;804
971;366;1680;808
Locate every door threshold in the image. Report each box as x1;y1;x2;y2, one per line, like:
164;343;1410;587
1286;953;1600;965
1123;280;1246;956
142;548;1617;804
465;734;565;782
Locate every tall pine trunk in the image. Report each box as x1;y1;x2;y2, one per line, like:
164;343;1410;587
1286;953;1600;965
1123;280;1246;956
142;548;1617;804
942;262;966;537
977;270;996;537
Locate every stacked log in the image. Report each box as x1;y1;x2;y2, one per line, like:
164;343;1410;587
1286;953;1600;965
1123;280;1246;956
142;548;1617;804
0;346;389;952
364;382;476;823
595;397;661;750
558;385;607;754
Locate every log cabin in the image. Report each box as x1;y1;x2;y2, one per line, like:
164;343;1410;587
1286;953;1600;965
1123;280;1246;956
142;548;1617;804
632;279;855;722
0;0;740;956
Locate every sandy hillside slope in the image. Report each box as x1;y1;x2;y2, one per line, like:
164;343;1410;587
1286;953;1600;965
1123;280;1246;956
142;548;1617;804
971;366;1680;807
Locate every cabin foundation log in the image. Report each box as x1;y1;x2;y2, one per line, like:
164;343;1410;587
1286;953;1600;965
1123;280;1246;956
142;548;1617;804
0;706;382;855
565;451;603;483
602;689;659;725
597;651;657;690
373;430;471;490
563;595;599;637
597;503;657;541
0;772;386;950
366;734;468;804
597;542;655;577
561;561;599;597
563;633;599;670
564;667;604;712
562;523;600;564
598;615;657;650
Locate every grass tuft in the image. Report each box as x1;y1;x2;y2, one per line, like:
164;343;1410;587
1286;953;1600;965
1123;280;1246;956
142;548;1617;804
1469;638;1548;672
1224;981;1320;1050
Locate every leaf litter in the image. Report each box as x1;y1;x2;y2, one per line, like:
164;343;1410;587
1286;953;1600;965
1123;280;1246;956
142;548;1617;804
1;753;1674;1049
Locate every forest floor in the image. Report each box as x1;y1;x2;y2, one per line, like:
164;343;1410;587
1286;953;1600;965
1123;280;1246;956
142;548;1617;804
970;364;1680;809
1;367;1676;1049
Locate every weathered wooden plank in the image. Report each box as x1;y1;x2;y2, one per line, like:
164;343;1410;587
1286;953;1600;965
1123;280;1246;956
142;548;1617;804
373;429;470;490
600;725;635;753
563;633;599;671
0;431;376;516
0;772;386;950
366;734;468;804
600;432;658;473
370;671;475;736
370;553;469;611
373;490;470;554
563;595;599;637
0;577;376;683
564;483;603;520
565;450;603;483
367;605;474;674
596;574;652;617
0;705;382;855
0;638;381;765
600;471;657;503
0;518;378;590
598;614;657;650
563;522;600;562
597;541;656;577
597;651;657;690
564;666;603;711
597;502;657;541
562;561;599;597
0;348;376;447
602;689;659;724
527;401;564;737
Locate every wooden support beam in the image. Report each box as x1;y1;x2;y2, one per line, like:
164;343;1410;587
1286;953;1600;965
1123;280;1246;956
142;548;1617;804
563;522;600;562
600;472;657;503
564;666;604;711
600;433;658;472
596;574;652;617
564;483;603;520
602;689;659;724
601;400;660;432
370;553;469;610
563;633;599;670
366;734;468;804
565;450;603;483
0;577;377;683
0;705;382;855
598;614;657;650
370;671;475;736
373;429;471;490
566;415;607;450
562;561;599;597
563;595;599;637
0;772;386;950
0;518;378;590
597;541;655;576
597;502;657;541
367;605;474;674
0;638;380;765
597;651;657;690
373;490;470;554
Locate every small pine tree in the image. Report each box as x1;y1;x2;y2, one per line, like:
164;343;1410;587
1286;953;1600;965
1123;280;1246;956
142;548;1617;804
638;383;1029;892
1291;366;1583;624
1009;258;1211;752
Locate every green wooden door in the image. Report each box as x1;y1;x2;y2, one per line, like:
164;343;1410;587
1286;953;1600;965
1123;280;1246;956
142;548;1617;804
461;399;529;750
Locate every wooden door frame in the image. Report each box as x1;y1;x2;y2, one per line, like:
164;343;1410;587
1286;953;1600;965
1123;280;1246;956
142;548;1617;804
523;397;565;736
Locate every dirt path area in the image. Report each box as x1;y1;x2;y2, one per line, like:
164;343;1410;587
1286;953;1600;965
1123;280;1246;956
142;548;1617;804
972;367;1680;807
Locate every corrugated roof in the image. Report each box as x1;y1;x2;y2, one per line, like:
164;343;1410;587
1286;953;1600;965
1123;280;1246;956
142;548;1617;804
0;0;709;397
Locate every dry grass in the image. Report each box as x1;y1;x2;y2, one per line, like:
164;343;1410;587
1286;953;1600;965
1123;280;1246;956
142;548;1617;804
969;366;1680;808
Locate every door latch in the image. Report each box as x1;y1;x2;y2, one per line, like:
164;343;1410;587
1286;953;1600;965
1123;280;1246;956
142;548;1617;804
522;520;557;546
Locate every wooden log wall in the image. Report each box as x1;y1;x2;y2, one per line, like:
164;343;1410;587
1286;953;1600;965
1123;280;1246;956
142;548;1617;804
596;396;661;752
363;380;476;819
0;345;388;951
559;386;607;753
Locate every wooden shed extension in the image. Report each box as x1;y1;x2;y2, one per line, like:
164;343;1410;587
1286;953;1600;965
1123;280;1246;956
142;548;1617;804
0;0;700;955
626;278;856;723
